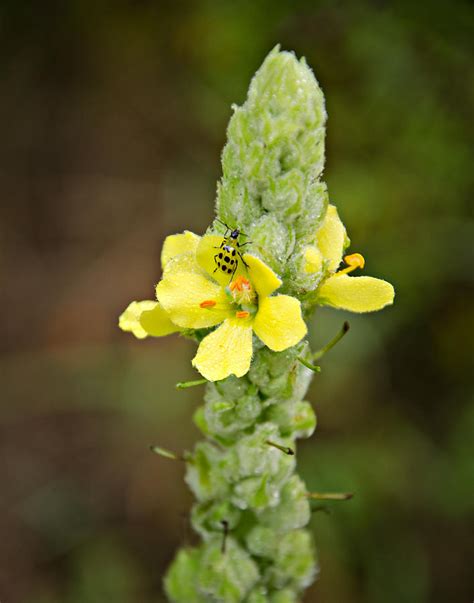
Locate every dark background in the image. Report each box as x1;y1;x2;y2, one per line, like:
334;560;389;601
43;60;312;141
1;1;473;602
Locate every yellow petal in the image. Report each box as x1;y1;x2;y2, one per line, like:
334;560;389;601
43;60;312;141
196;234;247;286
156;271;231;329
303;246;323;274
243;254;282;298
192;318;253;381
119;300;157;339
318;274;395;312
253;295;307;352
161;231;201;269
316;205;347;272
163;250;202;276
140;303;180;336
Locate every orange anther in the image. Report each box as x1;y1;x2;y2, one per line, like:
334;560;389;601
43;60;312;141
230;276;250;292
236;311;250;319
337;253;366;276
344;253;365;269
200;300;216;308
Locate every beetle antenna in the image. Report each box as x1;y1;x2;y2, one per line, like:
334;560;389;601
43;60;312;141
215;218;232;233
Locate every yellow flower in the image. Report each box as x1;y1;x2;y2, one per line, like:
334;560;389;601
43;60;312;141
307;205;395;312
119;231;307;382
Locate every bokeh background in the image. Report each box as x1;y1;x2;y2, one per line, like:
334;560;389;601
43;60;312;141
1;1;473;602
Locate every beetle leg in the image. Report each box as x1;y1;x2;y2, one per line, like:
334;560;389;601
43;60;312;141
237;251;250;269
229;261;238;282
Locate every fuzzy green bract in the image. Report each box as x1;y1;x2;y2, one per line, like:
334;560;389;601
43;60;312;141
165;46;323;603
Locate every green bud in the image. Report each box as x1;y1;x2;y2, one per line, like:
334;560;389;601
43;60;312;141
264;400;317;439
197;538;260;603
227;423;295;482
191;500;241;540
269;589;298;603
232;475;276;510
267;530;317;591
203;380;262;440
164;548;207;603
257;475;311;532
249;213;290;274
245;585;269;603
246;525;278;559
185;442;229;502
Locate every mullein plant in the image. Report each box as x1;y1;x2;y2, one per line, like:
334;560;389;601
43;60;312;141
119;46;394;603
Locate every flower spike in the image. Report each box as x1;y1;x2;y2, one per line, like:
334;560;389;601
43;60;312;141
118;47;395;603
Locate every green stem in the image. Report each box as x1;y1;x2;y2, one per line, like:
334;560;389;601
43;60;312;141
297;356;321;372
176;378;208;389
312;321;350;361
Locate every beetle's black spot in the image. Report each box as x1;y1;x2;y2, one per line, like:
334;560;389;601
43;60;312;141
227;268;232;274
224;256;230;263
221;265;227;272
232;249;236;256
217;261;221;267
219;253;223;259
230;259;235;265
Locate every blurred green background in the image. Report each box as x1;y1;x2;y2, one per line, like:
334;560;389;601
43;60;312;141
1;1;473;602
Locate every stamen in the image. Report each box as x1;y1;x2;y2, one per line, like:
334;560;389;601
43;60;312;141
305;491;353;501
229;276;255;305
230;276;250;292
200;299;217;308
236;310;250;319
149;444;193;463
337;252;365;275
221;520;229;554
266;440;295;455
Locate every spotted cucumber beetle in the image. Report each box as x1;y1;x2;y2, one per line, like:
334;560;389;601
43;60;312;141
213;219;252;281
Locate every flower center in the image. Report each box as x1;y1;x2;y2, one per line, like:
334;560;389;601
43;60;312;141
229;276;256;305
198;276;257;322
337;253;365;275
